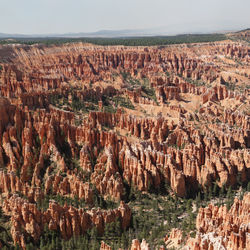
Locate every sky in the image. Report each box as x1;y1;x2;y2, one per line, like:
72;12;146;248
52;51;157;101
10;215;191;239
0;0;250;35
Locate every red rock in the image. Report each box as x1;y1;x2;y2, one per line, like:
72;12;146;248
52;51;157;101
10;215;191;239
3;195;131;247
0;40;249;248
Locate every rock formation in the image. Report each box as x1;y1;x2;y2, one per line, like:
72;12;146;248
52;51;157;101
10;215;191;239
163;192;250;250
188;192;250;250
0;38;249;248
3;195;131;248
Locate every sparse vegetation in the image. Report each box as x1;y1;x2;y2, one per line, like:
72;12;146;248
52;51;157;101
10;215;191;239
11;182;249;250
113;96;135;110
0;29;249;250
183;77;206;87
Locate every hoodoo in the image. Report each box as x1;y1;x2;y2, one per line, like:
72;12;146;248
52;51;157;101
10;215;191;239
0;29;249;249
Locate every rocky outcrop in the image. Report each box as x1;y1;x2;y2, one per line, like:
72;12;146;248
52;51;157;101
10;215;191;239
165;228;184;249
162;193;250;250
0;40;249;248
0;42;248;99
100;241;112;250
130;239;150;250
3;195;131;248
191;192;250;250
0;95;249;200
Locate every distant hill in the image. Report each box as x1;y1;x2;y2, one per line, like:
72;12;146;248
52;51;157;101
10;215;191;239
1;27;248;39
0;33;29;38
1;28;250;46
0;29;157;39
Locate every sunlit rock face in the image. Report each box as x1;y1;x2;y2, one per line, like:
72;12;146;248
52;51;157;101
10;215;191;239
0;38;249;248
185;192;250;250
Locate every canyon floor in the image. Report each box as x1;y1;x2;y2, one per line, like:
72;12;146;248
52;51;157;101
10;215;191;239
0;31;249;249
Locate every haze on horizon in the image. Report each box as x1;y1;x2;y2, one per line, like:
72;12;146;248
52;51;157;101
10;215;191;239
0;0;250;35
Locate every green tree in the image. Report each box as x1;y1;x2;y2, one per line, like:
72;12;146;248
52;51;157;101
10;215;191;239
213;182;219;196
247;182;250;192
195;192;201;208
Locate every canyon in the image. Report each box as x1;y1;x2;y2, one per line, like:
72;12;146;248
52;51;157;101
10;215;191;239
0;34;249;249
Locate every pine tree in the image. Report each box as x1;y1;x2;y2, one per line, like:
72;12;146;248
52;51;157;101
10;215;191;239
204;190;208;202
121;233;126;248
247;182;250;192
187;199;192;212
172;214;177;227
133;216;138;230
90;227;97;241
115;219;121;236
208;186;213;199
14;244;21;250
40;238;45;249
226;186;233;200
196;192;201;208
213;182;219;196
26;244;34;250
219;184;226;198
